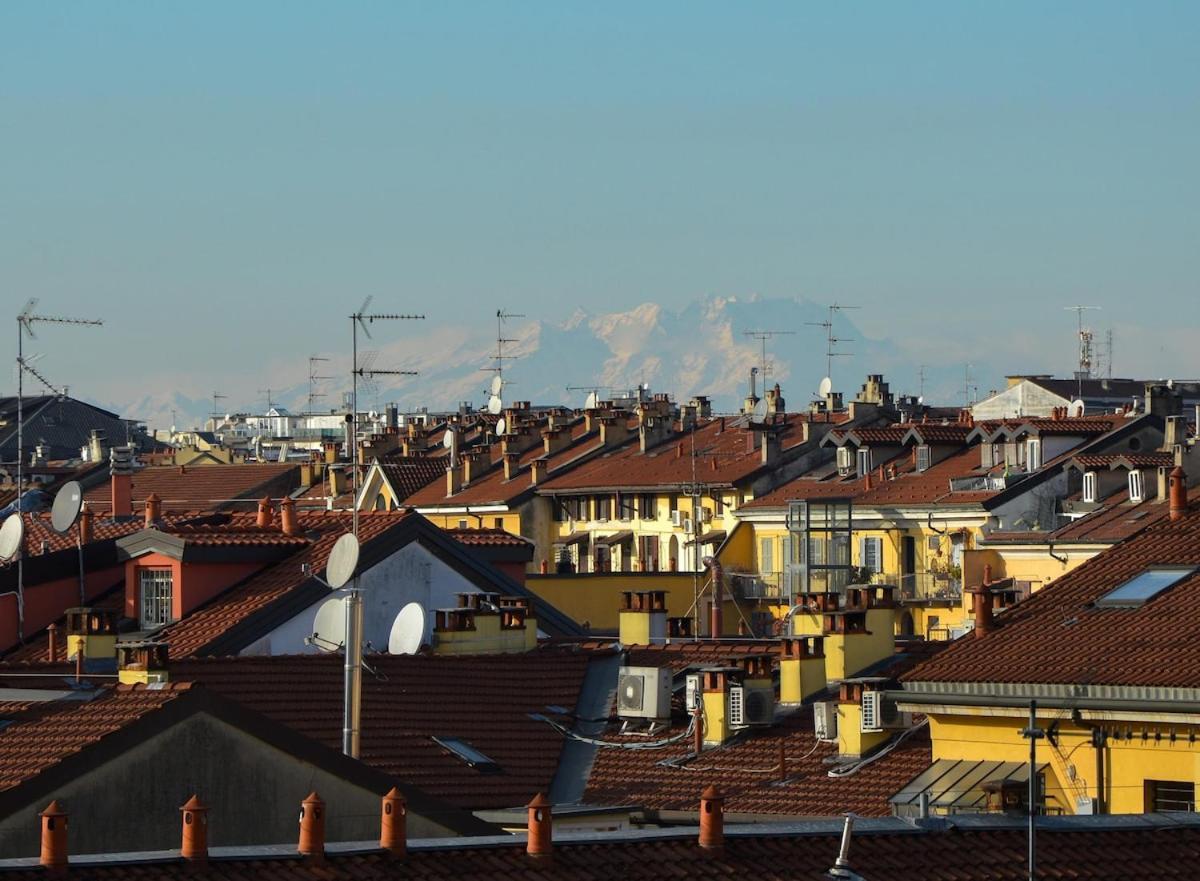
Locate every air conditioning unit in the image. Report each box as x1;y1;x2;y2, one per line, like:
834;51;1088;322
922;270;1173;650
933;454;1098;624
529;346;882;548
616;666;673;721
729;684;774;728
671;510;684;527
685;673;702;711
682;518;693;534
813;701;838;742
861;690;912;732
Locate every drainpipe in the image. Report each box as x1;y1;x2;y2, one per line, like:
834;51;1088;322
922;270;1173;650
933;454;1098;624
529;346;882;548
1071;710;1106;814
704;556;723;638
1047;541;1068;566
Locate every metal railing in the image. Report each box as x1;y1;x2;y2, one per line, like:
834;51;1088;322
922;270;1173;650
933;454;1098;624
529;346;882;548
870;571;962;601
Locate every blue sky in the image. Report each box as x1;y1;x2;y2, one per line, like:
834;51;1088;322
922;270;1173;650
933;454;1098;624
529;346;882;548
3;2;1198;412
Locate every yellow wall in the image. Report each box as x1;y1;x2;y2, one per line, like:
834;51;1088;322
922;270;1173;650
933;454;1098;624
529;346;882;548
927;711;1200;815
423;511;524;534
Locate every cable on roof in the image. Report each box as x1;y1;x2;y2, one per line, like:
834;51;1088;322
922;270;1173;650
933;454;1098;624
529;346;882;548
826;718;928;779
533;713;697;750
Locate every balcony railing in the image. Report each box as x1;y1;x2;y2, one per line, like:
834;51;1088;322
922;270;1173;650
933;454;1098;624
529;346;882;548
870;571;962;602
731;571;784;600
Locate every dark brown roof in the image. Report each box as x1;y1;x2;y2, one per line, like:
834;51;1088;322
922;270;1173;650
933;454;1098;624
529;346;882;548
82;463;301;513
376;454;446;502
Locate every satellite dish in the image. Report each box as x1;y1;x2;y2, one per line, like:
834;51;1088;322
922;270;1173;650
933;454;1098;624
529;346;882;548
486;395;503;416
495;417;507;436
584;391;598;410
325;533;360;589
818;376;833;398
751;399;769;422
50;481;83;534
917;395;924;405
442;430;455;449
388;602;426;655
1068;399;1086;418
0;514;24;561
312;597;347;647
490;375;503;396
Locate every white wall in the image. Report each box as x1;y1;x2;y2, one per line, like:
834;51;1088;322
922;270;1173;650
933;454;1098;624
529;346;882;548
240;542;491;655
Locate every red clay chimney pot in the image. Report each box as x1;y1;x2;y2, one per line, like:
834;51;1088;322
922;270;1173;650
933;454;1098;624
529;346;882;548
526;792;552;859
144;492;162;528
39;800;68;874
298;791;325;861
380;787;407;858
180;794;209;862
256;497;274;529
279;496;301;536
1170;466;1187;522
699;785;725;850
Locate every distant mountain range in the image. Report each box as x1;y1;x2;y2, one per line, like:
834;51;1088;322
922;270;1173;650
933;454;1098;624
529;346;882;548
104;296;993;431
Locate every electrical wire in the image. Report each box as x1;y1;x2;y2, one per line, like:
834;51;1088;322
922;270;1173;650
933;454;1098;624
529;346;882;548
826;718;930;778
536;713;698;750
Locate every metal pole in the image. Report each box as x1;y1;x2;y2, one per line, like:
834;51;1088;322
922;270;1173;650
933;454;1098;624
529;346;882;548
15;321;23;641
342;586;363;757
1027;699;1039;881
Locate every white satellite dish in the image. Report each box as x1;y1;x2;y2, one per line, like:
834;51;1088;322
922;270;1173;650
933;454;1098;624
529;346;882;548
818;376;833;398
325;533;360;590
0;514;24;561
486;395;503;416
584;391;598;410
751;398;769;422
1068;399;1086;418
442;430;455;449
490;375;503;396
50;481;83;534
388;602;426;655
312;597;347;647
495;417;507;436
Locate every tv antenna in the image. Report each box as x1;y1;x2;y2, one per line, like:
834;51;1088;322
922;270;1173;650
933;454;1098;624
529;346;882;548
963;363;976;408
1064;305;1101;393
307;355;332;413
345;296;423;759
480;308;525;396
258;388;275;412
806;303;858;389
918;365;928;400
14;298;102;642
210;392;227;422
741;330;795;383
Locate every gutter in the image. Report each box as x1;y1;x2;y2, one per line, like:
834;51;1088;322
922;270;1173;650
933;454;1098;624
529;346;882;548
888;689;1200;717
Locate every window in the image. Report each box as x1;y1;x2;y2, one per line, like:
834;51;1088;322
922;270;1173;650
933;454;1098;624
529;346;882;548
856;447;872;476
458;519;469;529
1128;469;1145;503
639;494;657;520
618;493;636;521
1082;471;1098;503
638;534;659;571
668;494;678;515
569;497;586;521
431;736;501;774
713;495;724;516
980;444;994;469
916;445;931;473
1146;780;1195;813
759;537;774;575
860;537;883;574
139;568;173;629
493;517;504;529
836;446;854;475
1027;439;1042;471
594;495;611;521
1096;567;1197;608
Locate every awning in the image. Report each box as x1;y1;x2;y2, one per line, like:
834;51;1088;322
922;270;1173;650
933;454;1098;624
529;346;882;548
554;532;592;547
595;530;635;546
685;530;726;547
890;758;1046;813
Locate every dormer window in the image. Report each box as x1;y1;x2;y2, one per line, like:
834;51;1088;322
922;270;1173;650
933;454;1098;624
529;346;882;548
856;447;873;476
916;445;931;473
1082;471;1098;503
1026;439;1042;471
139;568;174;629
836;446;853;476
1128;469;1145;503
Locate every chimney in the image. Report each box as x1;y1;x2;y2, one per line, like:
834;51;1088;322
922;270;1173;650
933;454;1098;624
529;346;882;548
109;445;134;519
256;497;274;528
706;558;724;638
117;641;170;685
698;785;724;851
529;458;547;486
47;623;59;664
446;459;462;496
144;492;162;528
836;682;891;759
779;636;826;705
982;779;1027;816
761;429;781;466
89;429;107;464
1170;466;1187;521
526;793;552;861
969;581;994;637
78;505;93;545
323;442;339;464
701;668;736;746
820;590;896;681
65;607;118;672
542;428;571;456
502;452;519;481
618;590;668;645
328;464;348;498
380;787;406;858
298;792;325;862
39;801;68;874
599;416;630;447
1158;465;1170;502
461;451;484;485
279;496;301;536
180;795;209;863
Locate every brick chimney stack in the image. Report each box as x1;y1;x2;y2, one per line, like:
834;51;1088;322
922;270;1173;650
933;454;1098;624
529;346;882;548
298;792;325;862
257;497;274;528
1170;466;1187;521
144;492;162;528
180;795;209;863
969;565;995;637
526;792;552;860
380;787;407;858
109;446;134;519
78;504;93;545
39;801;68;874
698;785;725;851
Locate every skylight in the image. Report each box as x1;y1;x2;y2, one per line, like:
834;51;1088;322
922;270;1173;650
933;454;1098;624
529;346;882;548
1095;567;1198;609
432;735;501;773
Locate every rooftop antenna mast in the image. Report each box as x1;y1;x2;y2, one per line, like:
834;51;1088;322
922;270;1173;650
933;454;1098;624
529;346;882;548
345;297;423;759
210;392;227;424
258;389;274;412
963;363;975;408
741;330;796;384
308;355;332;413
918;365;928;400
15;299;103;641
806;303;859;390
480;309;525;395
1064;305;1101;395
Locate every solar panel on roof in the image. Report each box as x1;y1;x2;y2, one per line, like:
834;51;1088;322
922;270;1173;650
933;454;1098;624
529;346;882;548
1095;567;1198;608
432;735;502;773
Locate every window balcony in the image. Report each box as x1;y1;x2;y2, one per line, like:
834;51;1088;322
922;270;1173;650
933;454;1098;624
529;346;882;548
869;570;962;602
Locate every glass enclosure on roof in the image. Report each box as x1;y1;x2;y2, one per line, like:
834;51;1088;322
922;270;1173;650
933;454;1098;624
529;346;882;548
783;499;853;600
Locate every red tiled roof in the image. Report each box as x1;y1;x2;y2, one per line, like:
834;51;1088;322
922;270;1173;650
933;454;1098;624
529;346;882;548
0;683;191;791
904;500;1200;689
538;415;815;492
1072;452;1174;470
82;463;301;513
376;454;446;502
174;648;592;810
3;821;1200;879
445;528;532;549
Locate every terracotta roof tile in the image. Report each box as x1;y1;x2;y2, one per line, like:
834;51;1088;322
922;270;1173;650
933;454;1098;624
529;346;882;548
375;454;446;502
82;463;301;513
445;528;532;548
